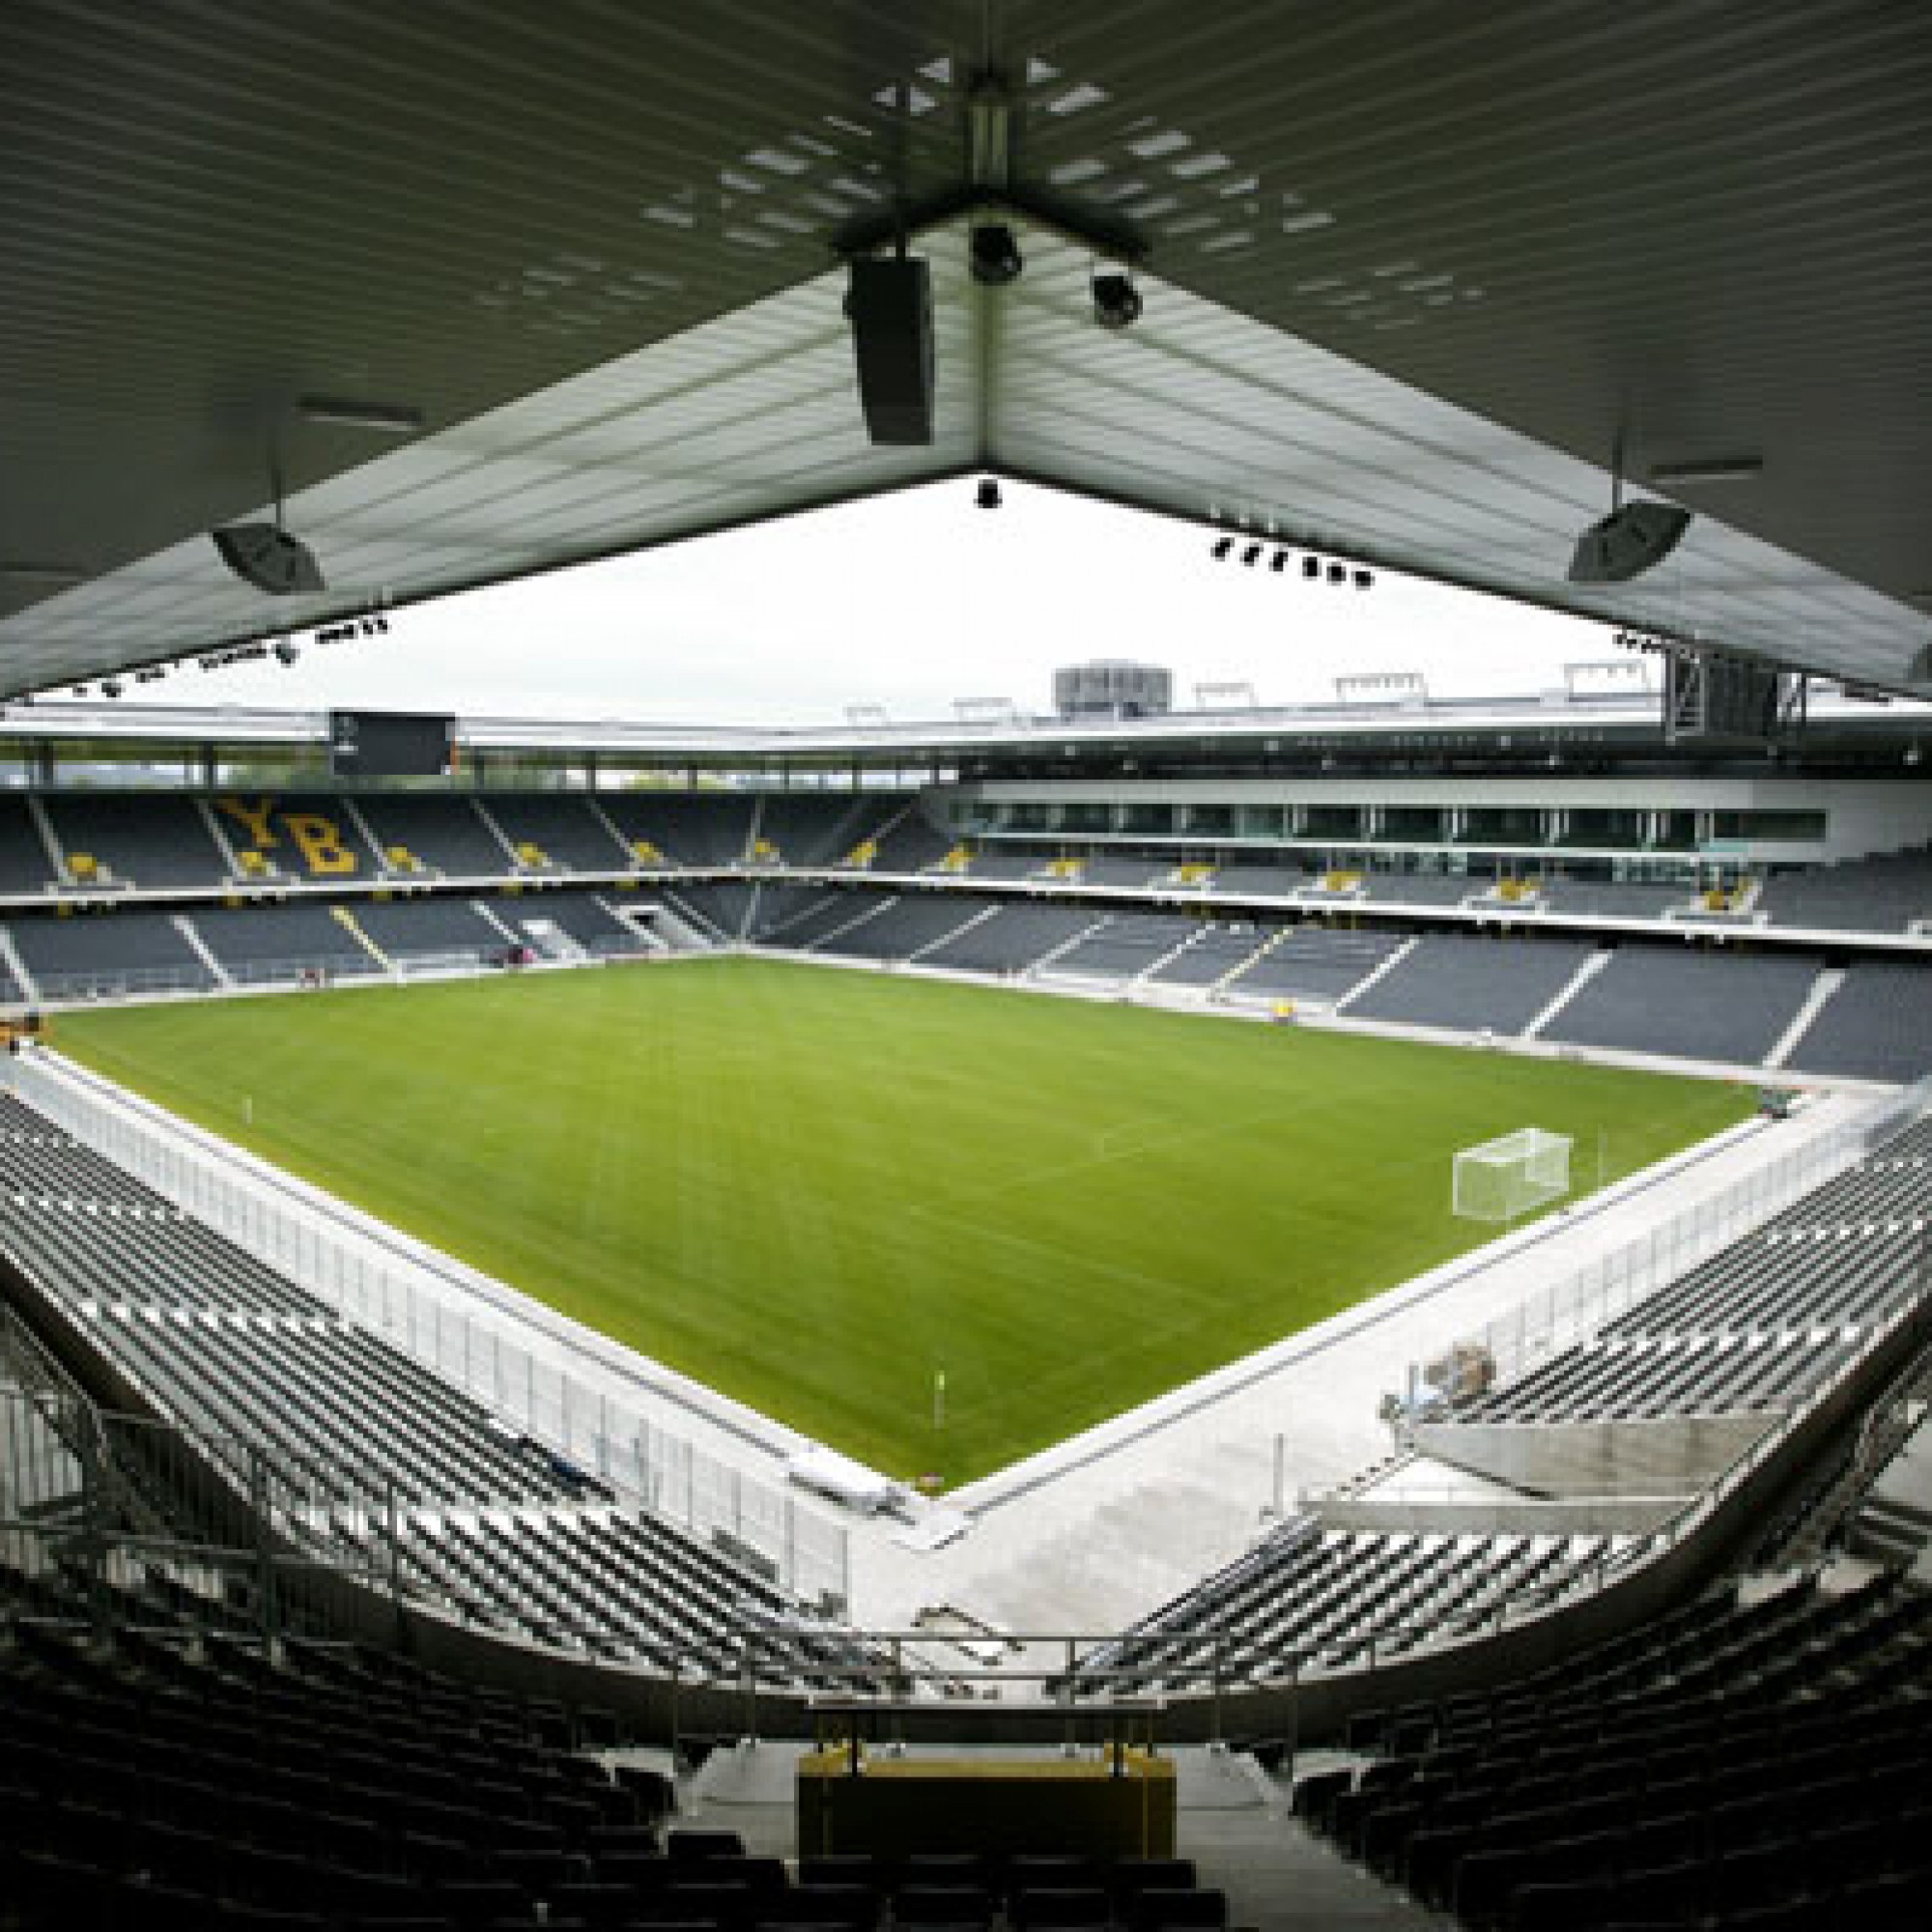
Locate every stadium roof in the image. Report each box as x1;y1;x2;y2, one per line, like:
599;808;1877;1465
4;3;1930;698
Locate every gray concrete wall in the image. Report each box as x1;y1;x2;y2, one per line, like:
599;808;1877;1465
1312;1495;1682;1536
1412;1412;1776;1497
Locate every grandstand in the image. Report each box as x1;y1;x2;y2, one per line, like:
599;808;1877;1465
6;6;1932;1924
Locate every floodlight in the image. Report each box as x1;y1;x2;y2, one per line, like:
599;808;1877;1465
1271;550;1291;572
101;679;123;699
1241;542;1263;566
1302;556;1321;579
968;223;1023;287
1327;562;1347;584
976;477;1003;509
1210;535;1234;560
273;639;301;667
1353;569;1375;589
1092;270;1142;329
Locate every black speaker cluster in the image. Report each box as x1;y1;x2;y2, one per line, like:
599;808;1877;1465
1209;532;1374;589
845;230;1145;447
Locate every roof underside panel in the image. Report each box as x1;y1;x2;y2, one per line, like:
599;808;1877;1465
2;1;1929;696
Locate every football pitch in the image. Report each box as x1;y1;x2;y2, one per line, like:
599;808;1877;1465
54;959;1753;1485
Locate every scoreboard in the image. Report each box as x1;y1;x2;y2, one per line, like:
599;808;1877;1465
327;710;455;779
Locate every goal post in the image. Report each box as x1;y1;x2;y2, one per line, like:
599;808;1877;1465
1453;1126;1574;1224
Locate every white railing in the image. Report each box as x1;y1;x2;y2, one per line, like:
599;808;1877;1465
4;1050;850;1609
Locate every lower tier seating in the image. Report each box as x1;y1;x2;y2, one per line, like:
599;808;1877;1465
1296;1569;1932;1931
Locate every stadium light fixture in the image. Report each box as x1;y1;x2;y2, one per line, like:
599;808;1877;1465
1210;535;1234;560
1270;549;1291;573
1302;555;1321;580
298;394;426;435
1326;562;1348;584
1353;568;1375;589
976;477;1003;509
968;223;1023;287
1240;542;1263;566
1092;270;1143;329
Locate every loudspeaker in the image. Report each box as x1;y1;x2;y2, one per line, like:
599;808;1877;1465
1567;500;1692;584
212;524;327;595
846;257;933;445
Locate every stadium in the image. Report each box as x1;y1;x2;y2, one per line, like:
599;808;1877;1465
3;7;1932;1930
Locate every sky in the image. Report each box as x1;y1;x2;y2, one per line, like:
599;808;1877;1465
188;476;1628;724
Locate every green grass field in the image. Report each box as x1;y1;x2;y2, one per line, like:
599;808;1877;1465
53;960;1752;1485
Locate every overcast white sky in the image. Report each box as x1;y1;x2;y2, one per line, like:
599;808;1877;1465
191;477;1626;724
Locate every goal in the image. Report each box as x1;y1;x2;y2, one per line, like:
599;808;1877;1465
1453;1127;1574;1223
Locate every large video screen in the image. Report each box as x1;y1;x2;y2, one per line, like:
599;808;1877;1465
327;710;455;779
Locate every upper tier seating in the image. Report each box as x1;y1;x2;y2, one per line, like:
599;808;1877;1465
0;798;51;895
42;795;225;890
1359;872;1481;907
1081;856;1164;890
6;912;214;999
1210;862;1311;898
1540;879;1690;920
1297;1570;1932;1929
916;902;1104;974
478;792;633;871
1345;934;1596;1035
355;795;508;877
752;794;895;869
186;903;383;980
1040;913;1201;980
599;792;754;867
867;809;953;872
964;849;1050;882
1222;927;1406;1004
212;794;380;880
1759;842;1932;933
1783;962;1932;1083
1541;946;1819;1065
0;1094;861;1677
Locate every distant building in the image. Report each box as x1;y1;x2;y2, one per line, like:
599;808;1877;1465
1053;660;1173;720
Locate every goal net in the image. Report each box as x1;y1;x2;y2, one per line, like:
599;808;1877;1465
1453;1127;1574;1223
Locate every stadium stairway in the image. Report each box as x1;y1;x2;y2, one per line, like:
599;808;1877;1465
169;913;231;988
1766;966;1847;1070
1520;949;1610;1038
1332;934;1421;1013
1023;912;1115;978
327;903;390;971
